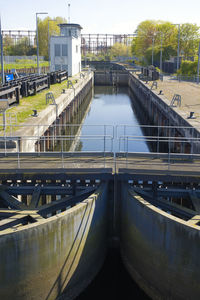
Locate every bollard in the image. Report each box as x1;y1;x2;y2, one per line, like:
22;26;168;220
32;109;38;117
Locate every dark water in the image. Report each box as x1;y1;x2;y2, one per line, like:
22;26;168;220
73;86;149;153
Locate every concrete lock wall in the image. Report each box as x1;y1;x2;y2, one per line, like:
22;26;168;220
94;71;129;86
0;183;108;300
128;72;200;153
120;185;200;300
16;71;93;152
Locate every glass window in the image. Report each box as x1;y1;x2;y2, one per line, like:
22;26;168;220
55;44;61;57
55;64;61;71
62;44;68;56
76;45;78;53
62;65;68;71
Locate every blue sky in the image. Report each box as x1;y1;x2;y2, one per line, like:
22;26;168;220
1;0;200;33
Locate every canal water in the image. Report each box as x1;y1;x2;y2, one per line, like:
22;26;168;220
71;85;151;299
69;85;150;153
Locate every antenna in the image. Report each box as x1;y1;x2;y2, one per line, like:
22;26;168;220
68;3;70;24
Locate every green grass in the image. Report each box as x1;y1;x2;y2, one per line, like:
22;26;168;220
2;59;49;71
6;79;77;127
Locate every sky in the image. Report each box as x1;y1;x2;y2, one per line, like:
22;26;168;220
1;0;200;34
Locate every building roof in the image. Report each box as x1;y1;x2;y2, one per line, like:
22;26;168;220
58;23;83;30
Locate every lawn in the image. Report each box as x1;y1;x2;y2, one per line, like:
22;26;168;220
2;59;49;72
0;78;77;133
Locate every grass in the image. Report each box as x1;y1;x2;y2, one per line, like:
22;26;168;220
2;59;49;71
0;78;77;133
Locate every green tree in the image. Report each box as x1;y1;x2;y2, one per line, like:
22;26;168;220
178;60;198;75
132;20;177;65
5;37;36;56
131;20;200;66
3;35;14;55
110;42;131;58
179;23;200;59
38;16;67;59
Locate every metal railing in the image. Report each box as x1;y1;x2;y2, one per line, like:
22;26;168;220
170;74;200;83
0;124;200;172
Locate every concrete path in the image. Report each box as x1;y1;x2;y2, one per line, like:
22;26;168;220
147;77;200;129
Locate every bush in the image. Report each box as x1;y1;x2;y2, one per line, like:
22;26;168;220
178;60;198;75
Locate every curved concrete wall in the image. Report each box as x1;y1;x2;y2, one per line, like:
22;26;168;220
120;185;200;299
0;183;108;300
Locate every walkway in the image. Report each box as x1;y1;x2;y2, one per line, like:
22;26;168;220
1;152;200;177
148;77;200;128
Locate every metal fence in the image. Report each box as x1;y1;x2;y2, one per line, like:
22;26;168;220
0;123;200;174
170;74;200;83
0;123;200;153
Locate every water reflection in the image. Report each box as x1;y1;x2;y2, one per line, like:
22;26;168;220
48;86;151;153
73;86;149;153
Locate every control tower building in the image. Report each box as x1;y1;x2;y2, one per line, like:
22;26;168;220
50;23;82;76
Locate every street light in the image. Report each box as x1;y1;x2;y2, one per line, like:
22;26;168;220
48;19;57;68
173;24;181;71
160;32;163;73
36;12;48;75
0;16;4;85
152;33;156;66
197;41;200;84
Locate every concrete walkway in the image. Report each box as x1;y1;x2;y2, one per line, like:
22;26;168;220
147;77;200;128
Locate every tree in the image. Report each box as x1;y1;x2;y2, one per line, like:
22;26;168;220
131;20;177;65
38;16;67;59
110;42;131;58
178;60;198;75
3;35;14;55
5;37;36;56
131;20;200;66
179;23;200;59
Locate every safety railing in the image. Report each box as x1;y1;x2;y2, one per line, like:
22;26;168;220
170;74;200;83
116;124;200;153
0;124;200;172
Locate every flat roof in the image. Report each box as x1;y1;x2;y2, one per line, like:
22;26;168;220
58;23;83;29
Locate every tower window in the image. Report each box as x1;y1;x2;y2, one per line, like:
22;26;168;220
55;44;61;56
62;44;68;56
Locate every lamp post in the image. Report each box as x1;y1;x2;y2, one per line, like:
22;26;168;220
48;19;57;69
173;24;181;71
197;41;200;84
0;16;4;85
36;12;48;75
152;35;155;66
160;32;163;72
177;24;180;70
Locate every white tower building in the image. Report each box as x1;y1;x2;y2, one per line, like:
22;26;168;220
50;23;82;76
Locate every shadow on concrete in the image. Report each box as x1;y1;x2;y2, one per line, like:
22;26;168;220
76;248;151;300
45;183;108;300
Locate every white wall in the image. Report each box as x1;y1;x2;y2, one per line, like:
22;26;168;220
50;34;81;76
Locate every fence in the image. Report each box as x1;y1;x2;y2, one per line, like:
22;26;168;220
170;74;200;83
0;123;199;152
4;56;45;63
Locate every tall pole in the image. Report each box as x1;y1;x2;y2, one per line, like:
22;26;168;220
48;20;57;69
36;13;39;74
177;24;180;71
152;36;155;66
48;20;50;68
0;16;4;85
197;41;200;84
68;3;70;23
160;33;163;72
36;12;48;75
